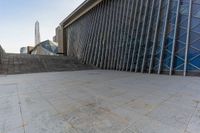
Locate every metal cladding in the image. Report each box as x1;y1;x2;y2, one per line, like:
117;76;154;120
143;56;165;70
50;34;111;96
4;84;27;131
63;0;200;76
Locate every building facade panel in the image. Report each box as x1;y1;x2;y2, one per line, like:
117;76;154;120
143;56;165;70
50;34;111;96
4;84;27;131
63;0;200;76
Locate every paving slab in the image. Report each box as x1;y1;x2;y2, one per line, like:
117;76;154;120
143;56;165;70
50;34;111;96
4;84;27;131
0;70;199;133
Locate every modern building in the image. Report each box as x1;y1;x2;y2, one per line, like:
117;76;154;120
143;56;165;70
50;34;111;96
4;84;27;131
20;46;34;54
35;21;41;45
54;26;64;54
30;40;58;55
20;47;28;54
27;46;34;54
0;45;5;64
53;36;56;42
57;0;200;76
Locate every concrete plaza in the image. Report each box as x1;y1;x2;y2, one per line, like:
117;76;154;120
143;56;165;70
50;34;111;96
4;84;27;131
0;70;200;133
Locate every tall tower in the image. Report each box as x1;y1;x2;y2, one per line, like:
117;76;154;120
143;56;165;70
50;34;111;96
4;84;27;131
35;21;41;45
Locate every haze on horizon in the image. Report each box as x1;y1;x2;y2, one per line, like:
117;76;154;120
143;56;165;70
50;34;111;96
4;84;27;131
0;0;84;53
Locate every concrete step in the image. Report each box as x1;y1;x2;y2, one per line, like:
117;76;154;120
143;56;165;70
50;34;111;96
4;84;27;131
0;54;96;75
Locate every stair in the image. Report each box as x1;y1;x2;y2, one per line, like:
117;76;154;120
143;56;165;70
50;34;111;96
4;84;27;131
0;54;96;75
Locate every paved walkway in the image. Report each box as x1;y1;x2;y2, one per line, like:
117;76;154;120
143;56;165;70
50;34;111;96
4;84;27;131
0;70;200;133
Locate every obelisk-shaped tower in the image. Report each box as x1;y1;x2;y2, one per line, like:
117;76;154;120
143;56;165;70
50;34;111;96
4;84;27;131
35;21;41;45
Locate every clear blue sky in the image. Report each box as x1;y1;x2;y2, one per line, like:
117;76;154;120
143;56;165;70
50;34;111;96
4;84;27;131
0;0;84;53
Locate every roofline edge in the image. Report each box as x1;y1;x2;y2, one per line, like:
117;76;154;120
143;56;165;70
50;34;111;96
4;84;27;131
60;0;103;28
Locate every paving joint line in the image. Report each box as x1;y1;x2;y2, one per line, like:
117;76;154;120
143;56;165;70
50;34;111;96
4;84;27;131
16;84;26;133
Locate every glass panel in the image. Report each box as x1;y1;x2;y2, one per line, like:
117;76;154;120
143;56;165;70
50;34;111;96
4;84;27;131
188;0;200;71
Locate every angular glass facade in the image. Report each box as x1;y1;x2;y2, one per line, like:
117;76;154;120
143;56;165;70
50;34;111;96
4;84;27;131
64;0;200;76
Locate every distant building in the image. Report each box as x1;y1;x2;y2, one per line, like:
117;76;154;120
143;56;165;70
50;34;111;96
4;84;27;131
54;26;64;54
20;46;34;54
20;47;28;54
21;22;57;55
30;40;58;55
27;46;34;54
53;36;56;42
35;21;41;45
0;45;5;64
